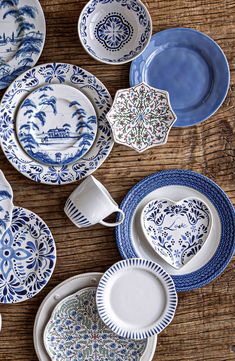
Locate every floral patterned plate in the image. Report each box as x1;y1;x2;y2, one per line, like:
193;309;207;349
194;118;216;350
141;198;212;269
34;273;157;361
0;63;113;185
0;0;46;90
78;0;152;65
0;170;14;237
43;286;155;361
0;206;56;303
106;82;176;152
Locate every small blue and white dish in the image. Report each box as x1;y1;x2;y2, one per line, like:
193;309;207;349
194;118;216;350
115;170;235;292
130;28;230;127
78;0;152;65
0;0;46;90
0;170;13;237
16;84;97;166
141;197;212;269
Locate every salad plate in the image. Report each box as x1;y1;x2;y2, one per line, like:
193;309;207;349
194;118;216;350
106;82;176;152
34;273;157;361
141;198;212;269
116;170;235;292
0;170;14;237
16;84;97;166
0;206;56;303
97;259;177;339
44;287;152;361
130;28;230;127
0;0;46;90
79;0;152;65
0;63;114;185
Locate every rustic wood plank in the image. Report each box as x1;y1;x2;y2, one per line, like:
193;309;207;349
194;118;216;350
0;0;235;360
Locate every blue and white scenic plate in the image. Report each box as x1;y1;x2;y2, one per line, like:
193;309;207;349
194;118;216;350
116;170;235;292
0;0;45;90
0;170;14;237
0;63;114;185
97;259;177;339
130;28;230;127
79;0;152;65
0;206;56;303
16;84;97;166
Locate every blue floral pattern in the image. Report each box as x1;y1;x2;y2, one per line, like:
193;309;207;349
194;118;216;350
0;63;113;185
0;207;56;303
95;12;133;51
44;287;147;361
142;198;212;269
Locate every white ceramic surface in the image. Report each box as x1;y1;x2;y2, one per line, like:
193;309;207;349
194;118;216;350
130;185;221;276
0;170;14;237
64;175;125;227
34;273;157;361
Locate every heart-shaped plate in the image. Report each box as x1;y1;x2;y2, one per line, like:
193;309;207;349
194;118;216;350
141;198;212;269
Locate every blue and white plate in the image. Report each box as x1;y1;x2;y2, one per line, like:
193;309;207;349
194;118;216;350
116;170;235;292
97;259;177;339
130;28;230;127
0;170;14;237
0;206;56;303
78;0;152;65
0;0;45;90
0;63;113;185
16;84;97;166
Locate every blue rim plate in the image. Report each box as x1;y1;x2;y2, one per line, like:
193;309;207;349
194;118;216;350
97;259;177;339
130;28;230;127
115;170;235;292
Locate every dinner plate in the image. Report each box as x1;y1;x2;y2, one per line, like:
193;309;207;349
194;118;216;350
0;170;14;237
116;170;235;292
0;206;56;303
16;84;97;166
97;259;177;339
0;0;45;90
130;28;230;127
34;273;157;361
0;63;114;185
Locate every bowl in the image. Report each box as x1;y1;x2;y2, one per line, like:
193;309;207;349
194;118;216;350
78;0;152;65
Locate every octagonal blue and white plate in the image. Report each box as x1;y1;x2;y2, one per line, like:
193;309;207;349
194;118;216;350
0;63;114;185
0;206;56;303
130;28;230;127
0;0;46;90
116;170;235;292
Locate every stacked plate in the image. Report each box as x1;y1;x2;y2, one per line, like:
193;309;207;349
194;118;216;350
0;63;114;185
34;272;158;361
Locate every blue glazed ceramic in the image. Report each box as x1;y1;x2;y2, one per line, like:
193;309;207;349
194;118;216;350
130;28;230;127
44;287;148;361
0;0;45;90
141;198;212;269
97;259;177;339
0;170;13;237
78;0;152;64
115;170;235;292
0;206;56;303
16;84;97;166
0;63;113;185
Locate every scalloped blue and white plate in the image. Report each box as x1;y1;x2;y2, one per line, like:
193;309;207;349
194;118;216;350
0;206;56;303
0;63;113;185
97;259;177;339
116;170;235;292
0;0;46;90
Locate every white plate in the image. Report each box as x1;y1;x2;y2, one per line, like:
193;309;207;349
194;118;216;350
97;259;177;339
34;273;157;361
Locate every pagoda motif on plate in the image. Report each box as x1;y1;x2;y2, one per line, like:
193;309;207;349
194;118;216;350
106;82;177;152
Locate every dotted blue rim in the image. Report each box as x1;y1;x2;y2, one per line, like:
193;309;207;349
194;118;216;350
96;258;178;339
115;170;235;292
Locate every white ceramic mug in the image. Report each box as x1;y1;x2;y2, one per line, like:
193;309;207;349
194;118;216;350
64;176;125;228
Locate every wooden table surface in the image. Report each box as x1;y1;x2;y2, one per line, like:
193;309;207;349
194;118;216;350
0;0;235;360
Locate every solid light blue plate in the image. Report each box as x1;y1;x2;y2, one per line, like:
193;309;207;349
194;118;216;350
116;170;235;292
130;28;230;127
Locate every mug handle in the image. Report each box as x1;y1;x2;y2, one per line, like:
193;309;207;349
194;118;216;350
99;209;125;227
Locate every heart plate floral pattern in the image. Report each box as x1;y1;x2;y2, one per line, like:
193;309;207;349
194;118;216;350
141;198;212;269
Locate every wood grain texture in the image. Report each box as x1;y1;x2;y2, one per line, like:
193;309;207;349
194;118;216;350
0;0;235;360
